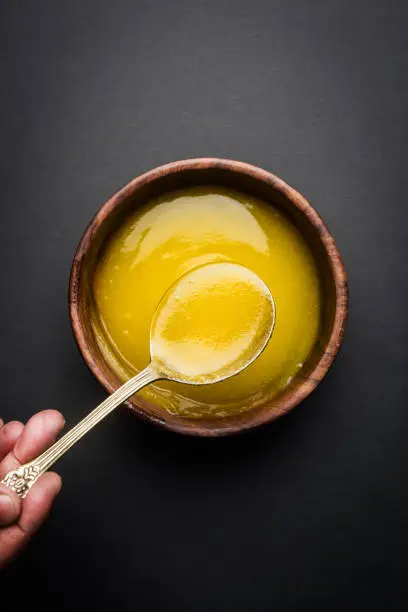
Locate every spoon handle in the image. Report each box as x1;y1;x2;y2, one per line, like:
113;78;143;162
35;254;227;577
1;366;159;498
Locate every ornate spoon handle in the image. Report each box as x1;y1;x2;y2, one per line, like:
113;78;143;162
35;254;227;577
1;366;159;498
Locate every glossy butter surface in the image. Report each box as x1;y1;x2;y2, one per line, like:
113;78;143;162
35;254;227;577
150;262;274;383
93;188;321;417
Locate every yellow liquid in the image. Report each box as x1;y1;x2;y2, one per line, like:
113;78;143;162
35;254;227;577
150;263;275;383
93;187;321;418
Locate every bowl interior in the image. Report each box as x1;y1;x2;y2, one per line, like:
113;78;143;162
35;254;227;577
70;162;347;436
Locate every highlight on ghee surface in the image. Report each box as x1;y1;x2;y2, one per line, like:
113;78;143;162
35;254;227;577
150;263;275;384
93;187;321;418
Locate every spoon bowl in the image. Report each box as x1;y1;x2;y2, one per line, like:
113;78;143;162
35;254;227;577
150;262;275;385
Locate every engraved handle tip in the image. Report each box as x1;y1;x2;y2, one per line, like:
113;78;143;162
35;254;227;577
1;463;42;499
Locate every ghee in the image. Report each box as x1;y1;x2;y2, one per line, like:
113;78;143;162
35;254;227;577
93;187;321;418
150;263;275;384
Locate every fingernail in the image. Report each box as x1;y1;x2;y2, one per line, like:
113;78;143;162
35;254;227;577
0;492;15;519
0;418;4;427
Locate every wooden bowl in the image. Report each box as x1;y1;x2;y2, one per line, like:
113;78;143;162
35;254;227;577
69;158;348;436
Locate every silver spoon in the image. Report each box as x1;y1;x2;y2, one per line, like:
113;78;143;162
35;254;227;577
1;263;275;498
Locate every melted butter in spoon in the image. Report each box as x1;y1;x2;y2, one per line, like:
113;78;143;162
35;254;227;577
150;263;275;384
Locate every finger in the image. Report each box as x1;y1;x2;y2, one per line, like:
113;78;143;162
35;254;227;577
0;421;24;462
0;484;22;526
19;472;62;534
14;410;65;464
0;410;65;479
0;418;4;428
0;473;62;569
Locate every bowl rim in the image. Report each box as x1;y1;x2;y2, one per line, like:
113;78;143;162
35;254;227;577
69;158;348;436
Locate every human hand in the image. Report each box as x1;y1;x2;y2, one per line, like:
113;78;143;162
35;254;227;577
0;410;65;568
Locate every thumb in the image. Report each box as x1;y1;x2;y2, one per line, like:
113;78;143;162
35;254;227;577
0;485;21;526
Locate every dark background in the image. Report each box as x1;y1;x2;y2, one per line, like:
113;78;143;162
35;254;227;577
1;1;407;610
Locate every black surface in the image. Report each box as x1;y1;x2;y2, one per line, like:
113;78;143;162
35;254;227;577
1;1;407;610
